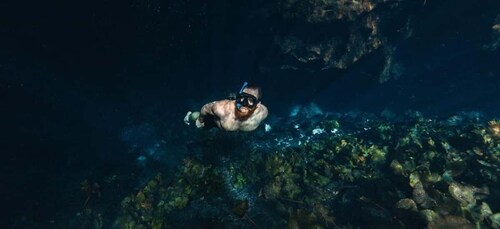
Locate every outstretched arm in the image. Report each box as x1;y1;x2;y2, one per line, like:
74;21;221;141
196;102;216;127
184;102;217;128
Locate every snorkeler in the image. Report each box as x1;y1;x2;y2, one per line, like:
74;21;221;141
184;82;268;132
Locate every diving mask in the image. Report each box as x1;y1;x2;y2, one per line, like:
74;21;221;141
236;92;259;109
235;81;259;109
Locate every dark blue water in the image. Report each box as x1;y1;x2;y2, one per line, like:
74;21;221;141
1;0;499;228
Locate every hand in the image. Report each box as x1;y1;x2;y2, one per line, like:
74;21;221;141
195;119;205;128
184;111;192;125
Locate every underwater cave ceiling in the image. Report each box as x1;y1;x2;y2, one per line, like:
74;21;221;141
485;15;500;51
123;0;498;86
268;0;416;83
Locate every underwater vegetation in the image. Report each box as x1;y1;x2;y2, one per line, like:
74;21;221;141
82;111;500;228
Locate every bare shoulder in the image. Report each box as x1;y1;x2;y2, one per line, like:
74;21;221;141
213;100;233;116
257;104;269;118
258;104;268;112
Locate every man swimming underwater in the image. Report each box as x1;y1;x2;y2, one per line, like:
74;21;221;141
184;82;268;131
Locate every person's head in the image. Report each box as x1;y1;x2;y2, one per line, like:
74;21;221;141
241;83;262;101
236;82;262;108
235;82;262;118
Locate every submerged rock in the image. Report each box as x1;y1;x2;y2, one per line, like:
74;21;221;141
419;209;438;224
412;182;436;209
490;213;500;229
428;215;474;229
395;198;417;211
448;182;489;207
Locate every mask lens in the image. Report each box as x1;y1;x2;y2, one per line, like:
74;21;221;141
237;93;258;109
247;98;255;106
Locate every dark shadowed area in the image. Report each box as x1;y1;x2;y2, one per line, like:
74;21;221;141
1;0;499;228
